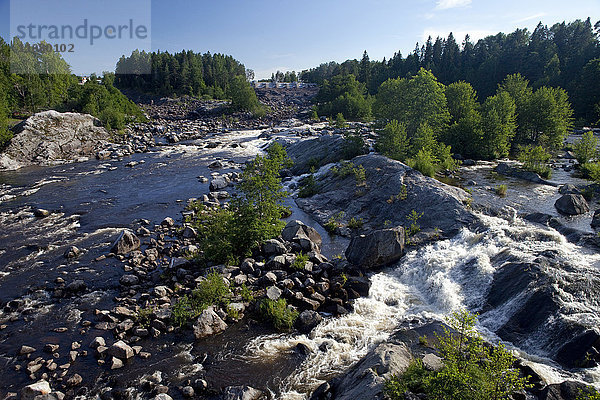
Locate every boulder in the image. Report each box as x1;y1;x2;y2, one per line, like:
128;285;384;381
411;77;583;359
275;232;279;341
0;111;110;170
591;209;600;229
111;230;141;255
193;307;228;339
554;194;589;216
345;227;404;269
495;162;556;186
63;246;81;259
266;286;282;300
262;239;287;256
120;274;139;286
20;380;52;400
108;340;134;359
285;135;355;175
210;177;229;191
295;310;323;333
282;220;322;251
558;184;581;195
222;386;264;400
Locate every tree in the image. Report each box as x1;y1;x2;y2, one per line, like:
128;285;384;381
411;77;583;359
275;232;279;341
227;75;264;115
375;68;450;137
375;120;409;161
524;86;573;150
314;74;371;120
480;91;517;159
245;68;255;81
359;50;371;90
0;91;11;149
573;131;599;164
444;81;482;158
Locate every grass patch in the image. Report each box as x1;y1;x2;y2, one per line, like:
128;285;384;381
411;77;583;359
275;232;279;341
259;299;298;331
291;252;309;270
496;184;508;197
348;217;364;230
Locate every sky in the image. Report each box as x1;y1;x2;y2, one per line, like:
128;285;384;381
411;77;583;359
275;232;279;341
0;0;598;78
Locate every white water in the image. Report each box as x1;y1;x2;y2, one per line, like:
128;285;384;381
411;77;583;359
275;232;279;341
244;212;600;399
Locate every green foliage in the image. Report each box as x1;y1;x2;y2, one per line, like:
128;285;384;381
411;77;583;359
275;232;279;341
310;108;319;121
291;253;309;270
406;210;424;236
388;185;408;203
298;174;319;198
0;92;11;150
577;387;600;400
331;161;366;186
115;49;246;99
480;91;517;159
324;211;345;234
239;284;254;303
374;68;450;136
385;310;530;400
582;162;600;184
496;184;508;197
348;217;364;230
136;307;154;329
419;335;429;346
335;112;347;128
376;120;409;161
573;131;599;165
189;143;291;263
408;149;437;177
342;130;367;159
259;299;298;331
444;81;483;159
315;74;372;120
228;75;265;116
518;145;552;178
171;272;231;327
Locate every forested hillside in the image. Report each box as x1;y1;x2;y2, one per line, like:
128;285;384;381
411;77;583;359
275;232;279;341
301;19;600;124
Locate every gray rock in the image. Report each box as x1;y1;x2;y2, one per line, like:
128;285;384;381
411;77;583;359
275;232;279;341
182;226;197;238
210;177;228;191
327;343;411;400
90;337;106;349
295;310;323;333
262;239;287;256
66;279;86;292
266;286;282;300
282;220;322;251
0;111;110;170
285;135;354;175
181;386;195;398
153;395;173;400
559;184;581;195
152;286;170;297
111;230;141;255
120;274;139;286
108;340;134;359
193;307;228;339
592;209;600;229
495;162;556;186
554;194;589;216
346;227;404;269
20;345;36;355
222;385;264;400
64;246;81;259
161;217;175;227
20;380;52;400
33;208;50;218
422;353;443;371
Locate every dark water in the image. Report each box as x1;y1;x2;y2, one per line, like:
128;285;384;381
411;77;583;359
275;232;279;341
0;129;346;398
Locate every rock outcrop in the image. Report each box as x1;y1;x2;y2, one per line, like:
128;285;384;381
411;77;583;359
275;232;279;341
0;111;110;170
345;227;405;269
296;154;477;237
285;135;348;175
554;194;590;215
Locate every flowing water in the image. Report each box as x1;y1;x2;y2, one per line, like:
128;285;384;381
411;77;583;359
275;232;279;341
1;125;599;398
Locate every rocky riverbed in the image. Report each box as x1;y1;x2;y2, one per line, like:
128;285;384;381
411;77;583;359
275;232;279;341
1;92;600;400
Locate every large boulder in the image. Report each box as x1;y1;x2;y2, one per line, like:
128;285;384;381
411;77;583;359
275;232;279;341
295;310;323;333
111;230;141;255
554;194;589;216
285;135;349;175
0;110;110;170
282;220;322;252
20;380;52;400
345;227;404;269
210;177;229;191
296;155;477;238
193;306;228;339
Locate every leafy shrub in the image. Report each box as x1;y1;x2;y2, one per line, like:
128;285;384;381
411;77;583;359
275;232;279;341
298;174;319;198
188;143;291;263
573;131;599;165
324;211;345;234
343;130;367;159
171;272;231;327
239;284;254;303
348;217;364;230
496;184;508;197
310;108;319;121
578;387;600;400
331;161;366;186
259;299;298;331
291;252;309;270
406;209;423;236
385;310;530;400
388;185;408;203
518;145;552;178
408;149;437;177
376;119;409;161
335;112;347;128
136;307;154;329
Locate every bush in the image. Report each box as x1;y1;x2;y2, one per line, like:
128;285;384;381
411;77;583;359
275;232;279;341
298;174;318;198
578;387;600;400
518;145;552;179
188;143;291;263
385;310;530;400
376;119;409;161
406;210;423;236
582;162;600;183
408;149;437;177
259;299;298;331
239;284;254;303
228;75;265;116
335;112;347;128
496;184;508;197
348;217;364;230
310;108;319;121
324;211;345;234
291;253;309;270
331;161;366;186
573;131;599;164
343;130;367;159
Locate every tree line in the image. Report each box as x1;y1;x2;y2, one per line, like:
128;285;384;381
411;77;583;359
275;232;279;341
301;18;599;125
0;37;146;148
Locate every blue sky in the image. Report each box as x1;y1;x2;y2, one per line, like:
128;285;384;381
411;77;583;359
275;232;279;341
0;0;598;78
